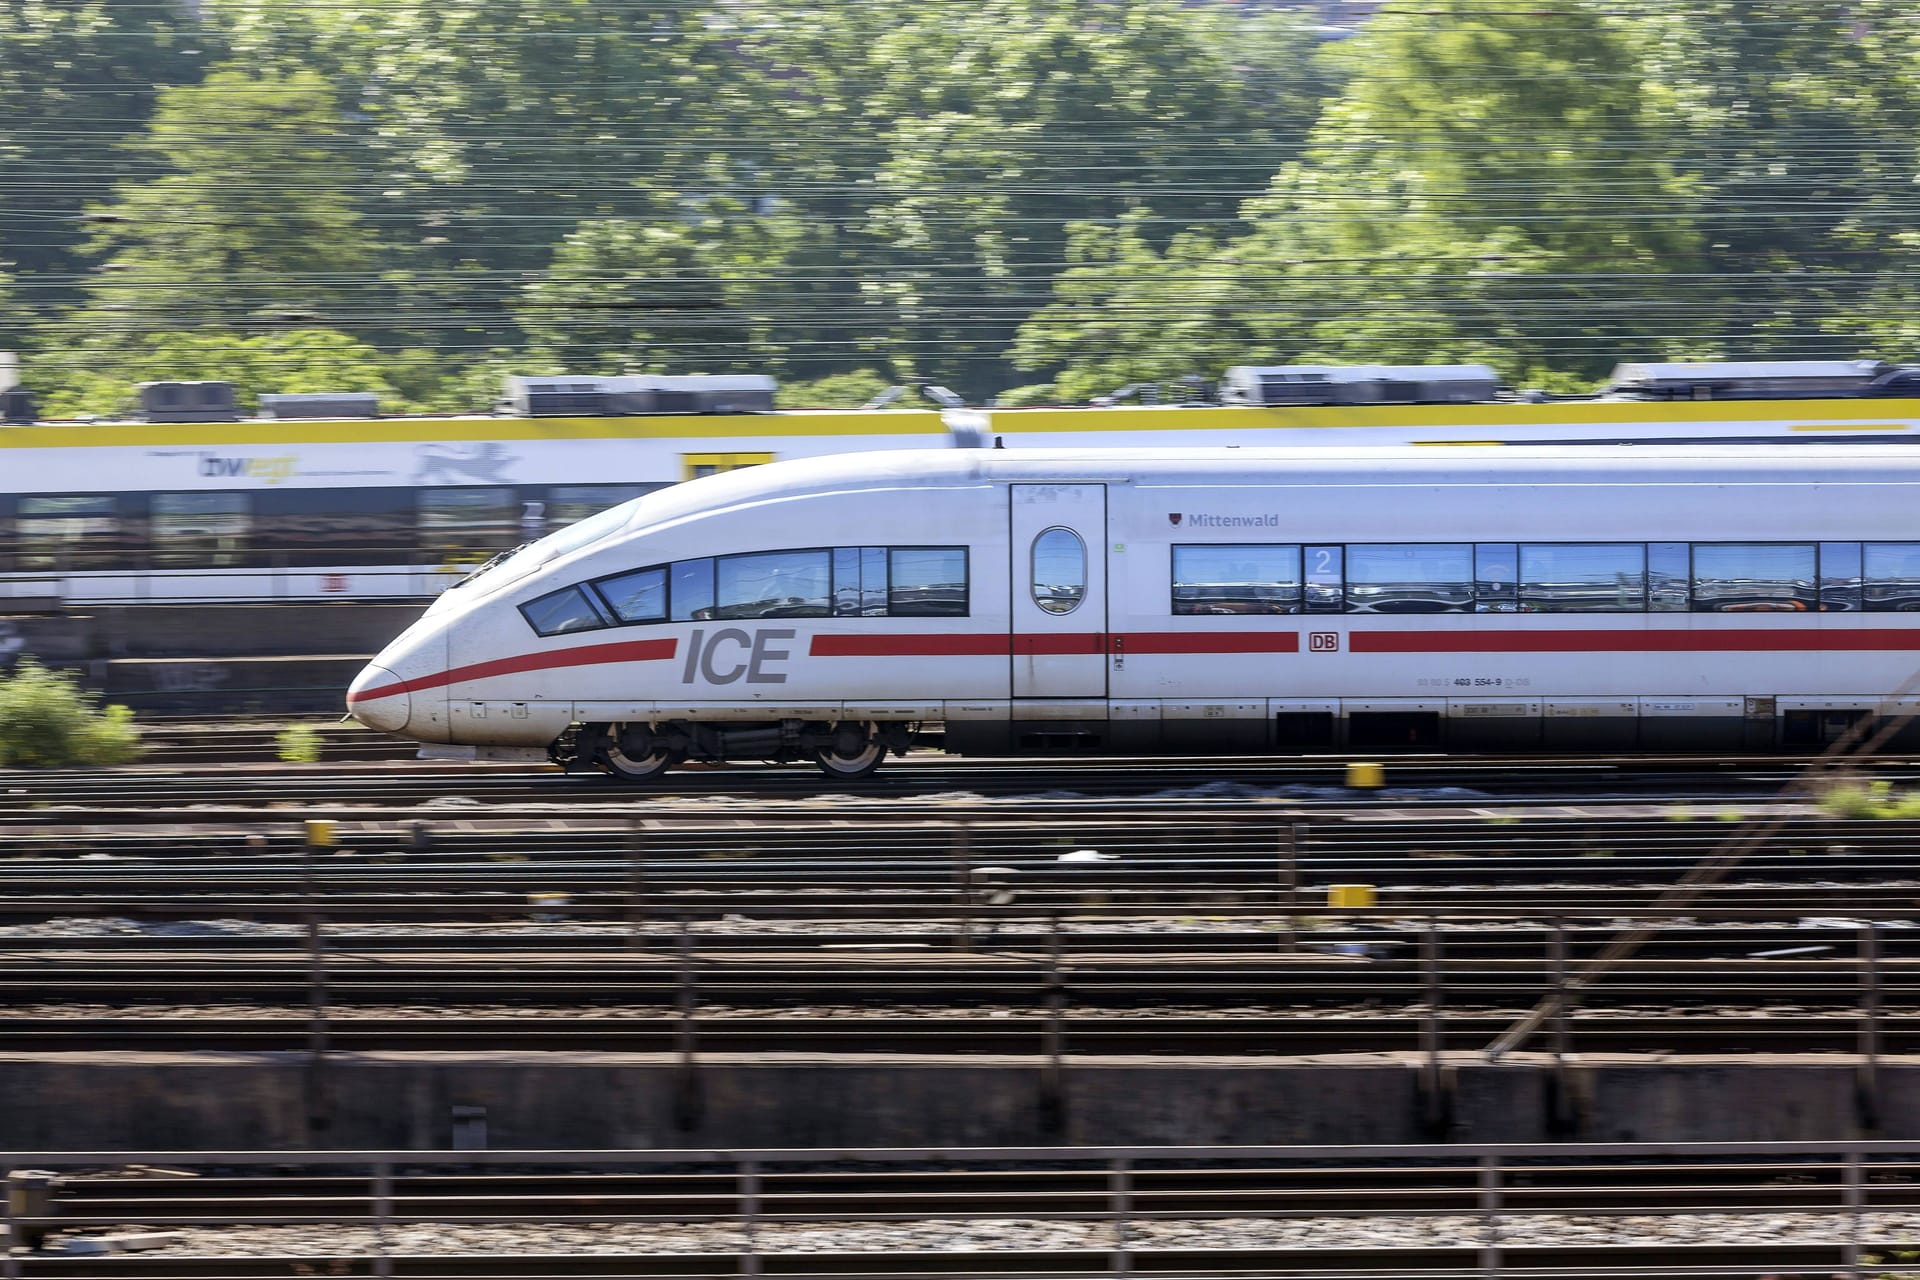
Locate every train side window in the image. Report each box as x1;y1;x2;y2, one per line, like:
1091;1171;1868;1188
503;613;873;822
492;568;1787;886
889;547;968;616
1031;527;1086;615
832;547;888;617
1304;545;1343;613
1171;544;1301;615
520;585;611;637
548;485;649;528
1820;542;1863;612
1691;543;1816;612
1518;543;1645;612
1474;543;1518;612
715;549;831;618
1648;543;1689;611
17;495;125;571
595;566;668;623
419;488;519;566
1863;543;1920;611
672;558;715;621
1345;543;1473;613
152;492;251;568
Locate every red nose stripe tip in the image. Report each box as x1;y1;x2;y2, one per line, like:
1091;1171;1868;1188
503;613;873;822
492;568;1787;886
347;637;679;703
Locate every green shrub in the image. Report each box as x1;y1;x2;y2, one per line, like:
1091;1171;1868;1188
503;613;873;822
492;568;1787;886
0;658;144;766
276;723;323;764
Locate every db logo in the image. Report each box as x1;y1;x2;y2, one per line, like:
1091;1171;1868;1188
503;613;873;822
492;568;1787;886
321;574;349;593
1308;631;1340;652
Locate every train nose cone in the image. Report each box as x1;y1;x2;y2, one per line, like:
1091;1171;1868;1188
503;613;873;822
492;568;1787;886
346;664;411;733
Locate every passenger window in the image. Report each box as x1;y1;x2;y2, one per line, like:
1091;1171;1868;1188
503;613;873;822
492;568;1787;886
672;558;715;621
17;495;125;571
890;547;968;616
1474;544;1518;612
1691;543;1816;612
152;492;251;568
1304;545;1343;613
1345;544;1473;613
716;549;831;618
1864;543;1920;611
547;485;648;528
1648;543;1689;611
832;547;887;617
520;586;610;637
595;566;668;623
418;487;519;564
1031;527;1086;615
1519;543;1646;612
1820;542;1863;612
1171;544;1301;615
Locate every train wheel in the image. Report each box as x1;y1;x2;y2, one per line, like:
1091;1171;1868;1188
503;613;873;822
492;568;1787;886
598;726;682;782
812;722;885;780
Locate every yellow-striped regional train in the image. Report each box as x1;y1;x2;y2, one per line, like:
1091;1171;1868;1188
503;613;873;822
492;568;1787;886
9;358;1920;609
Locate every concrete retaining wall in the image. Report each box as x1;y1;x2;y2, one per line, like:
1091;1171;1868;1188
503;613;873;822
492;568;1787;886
0;1053;1907;1151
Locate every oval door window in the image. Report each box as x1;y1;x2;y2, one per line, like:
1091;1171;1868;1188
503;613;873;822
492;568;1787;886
1031;526;1087;615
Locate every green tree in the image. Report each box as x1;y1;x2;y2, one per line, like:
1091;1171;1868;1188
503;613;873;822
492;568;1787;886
1014;0;1702;390
79;67;376;336
0;4;215;311
37;328;401;418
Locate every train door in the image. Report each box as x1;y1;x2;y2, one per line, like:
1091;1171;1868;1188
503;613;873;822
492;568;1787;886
1009;484;1107;698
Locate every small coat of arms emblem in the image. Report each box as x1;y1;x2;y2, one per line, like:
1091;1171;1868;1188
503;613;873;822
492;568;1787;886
1168;513;1182;526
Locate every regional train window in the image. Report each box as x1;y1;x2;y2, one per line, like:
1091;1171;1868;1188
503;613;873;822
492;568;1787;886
1344;544;1472;613
1691;543;1816;612
1031;527;1086;615
1474;544;1518;612
1820;542;1863;612
547;485;648;528
1304;545;1343;613
520;585;612;637
418;488;520;563
152;492;250;568
1171;544;1301;615
595;566;668;624
1863;543;1920;611
672;558;715;621
1518;543;1645;612
1648;543;1689;611
17;496;124;571
715;549;831;618
889;547;968;616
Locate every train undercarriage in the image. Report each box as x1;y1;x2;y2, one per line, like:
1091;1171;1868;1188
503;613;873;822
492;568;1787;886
550;719;916;781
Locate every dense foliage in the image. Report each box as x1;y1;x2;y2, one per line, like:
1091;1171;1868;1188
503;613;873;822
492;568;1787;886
0;660;143;767
3;0;1918;408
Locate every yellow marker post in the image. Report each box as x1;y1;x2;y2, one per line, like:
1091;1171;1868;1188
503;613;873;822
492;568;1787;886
1328;884;1377;910
304;819;335;849
1346;761;1385;789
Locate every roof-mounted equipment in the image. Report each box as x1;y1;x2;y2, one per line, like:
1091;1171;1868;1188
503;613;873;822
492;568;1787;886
137;381;239;423
1221;364;1500;407
260;392;381;420
504;376;614;417
605;374;777;414
1604;359;1893;401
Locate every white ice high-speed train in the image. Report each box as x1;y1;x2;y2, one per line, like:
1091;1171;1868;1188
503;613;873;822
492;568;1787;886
346;446;1920;776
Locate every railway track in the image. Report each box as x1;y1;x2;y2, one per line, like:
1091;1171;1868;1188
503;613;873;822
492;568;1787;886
9;750;1917;809
0;1010;1908;1054
9;1142;1919;1277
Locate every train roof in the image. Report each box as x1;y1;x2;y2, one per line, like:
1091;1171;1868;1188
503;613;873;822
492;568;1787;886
647;443;1920;514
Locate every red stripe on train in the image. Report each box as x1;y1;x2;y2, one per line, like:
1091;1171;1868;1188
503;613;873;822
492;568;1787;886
347;637;680;704
1351;628;1920;654
808;634;1011;657
1120;632;1300;654
808;632;1301;657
